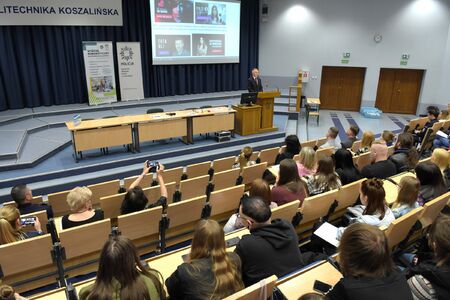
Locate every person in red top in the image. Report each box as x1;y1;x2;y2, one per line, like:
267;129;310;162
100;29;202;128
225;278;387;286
271;159;308;206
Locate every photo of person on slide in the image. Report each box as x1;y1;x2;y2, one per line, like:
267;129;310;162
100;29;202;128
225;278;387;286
173;39;190;56
194;2;226;25
155;0;193;23
196;37;208;56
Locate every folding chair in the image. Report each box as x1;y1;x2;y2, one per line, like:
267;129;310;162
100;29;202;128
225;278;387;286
213;156;236;173
47;190;71;217
185;161;212;179
212;168;240;191
271;200;301;223
241;162;268;186
257;147;280;166
178;175;210;201
87;179;121;206
223;275;277;300
209;185;245;223
384;207;423;249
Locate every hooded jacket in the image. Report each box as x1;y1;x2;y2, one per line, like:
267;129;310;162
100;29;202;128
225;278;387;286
235;219;304;286
328;270;413;300
406;260;450;300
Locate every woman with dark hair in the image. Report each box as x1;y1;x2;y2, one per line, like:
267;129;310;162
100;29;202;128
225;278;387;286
328;223;413;299
306;156;342;196
275;135;301;164
338;178;395;237
271;159;308;206
334;149;361;185
210;5;219;24
405;215;450;299
79;236;165;300
120;161;167;215
389;133;419;173
415;162;447;205
166;219;244;299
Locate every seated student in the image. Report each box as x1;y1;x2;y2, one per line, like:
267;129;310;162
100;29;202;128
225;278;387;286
232;146;256;173
306;156;342;196
405;215;450;299
224;179;276;233
391;177;420;218
0;285;28;300
328;223;413;300
338;178;395;236
297;147;316;177
438;109;450;120
431;148;450;189
166;219;244;299
272;159;308;206
320;127;341;151
415;106;440;143
10;184;53;219
334;148;361;185
61;187;104;230
79;235;165;300
355;131;375;155
275;135;301;165
0;205;43;245
415;162;447;205
381;130;395;147
235;197;304;286
341;124;359;149
389;133;419;173
361;143;397;179
120;161;167;215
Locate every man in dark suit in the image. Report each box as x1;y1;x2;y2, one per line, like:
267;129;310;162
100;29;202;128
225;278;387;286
247;68;263;93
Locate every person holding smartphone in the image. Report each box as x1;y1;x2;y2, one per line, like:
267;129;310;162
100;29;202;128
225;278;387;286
120;161;167;215
0;205;43;245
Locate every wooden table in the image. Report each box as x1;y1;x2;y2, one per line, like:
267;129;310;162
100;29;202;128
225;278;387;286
66;107;235;161
277;261;342;299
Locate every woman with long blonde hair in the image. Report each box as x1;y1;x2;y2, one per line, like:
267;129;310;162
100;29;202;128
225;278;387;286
0;205;42;245
166;219;244;299
355;131;375;155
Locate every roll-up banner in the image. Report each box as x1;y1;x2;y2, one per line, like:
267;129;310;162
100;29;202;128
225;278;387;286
82;41;117;105
0;0;122;26
116;42;145;101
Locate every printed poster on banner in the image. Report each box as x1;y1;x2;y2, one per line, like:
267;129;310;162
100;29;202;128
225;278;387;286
116;42;144;101
82;41;117;105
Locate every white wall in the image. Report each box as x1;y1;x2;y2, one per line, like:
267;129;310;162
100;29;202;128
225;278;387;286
259;0;450;113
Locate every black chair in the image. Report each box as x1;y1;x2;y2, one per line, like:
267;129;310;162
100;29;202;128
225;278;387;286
147;108;164;114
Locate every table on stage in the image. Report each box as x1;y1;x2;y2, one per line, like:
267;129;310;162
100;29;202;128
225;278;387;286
65;107;235;162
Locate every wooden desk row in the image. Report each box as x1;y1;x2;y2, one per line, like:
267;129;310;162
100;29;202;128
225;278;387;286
30;227;342;300
65;107;236;162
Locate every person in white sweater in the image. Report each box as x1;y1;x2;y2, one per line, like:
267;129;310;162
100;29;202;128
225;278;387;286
338;178;395;238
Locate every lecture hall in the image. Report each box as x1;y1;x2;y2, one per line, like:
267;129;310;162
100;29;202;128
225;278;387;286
0;0;450;299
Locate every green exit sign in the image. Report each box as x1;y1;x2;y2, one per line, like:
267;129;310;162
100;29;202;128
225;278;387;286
341;59;349;64
400;60;408;66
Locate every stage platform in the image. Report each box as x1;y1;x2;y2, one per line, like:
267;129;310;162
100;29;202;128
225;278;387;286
0;90;415;202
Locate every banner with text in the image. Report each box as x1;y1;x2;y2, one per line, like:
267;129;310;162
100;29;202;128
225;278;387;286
0;0;122;26
83;41;117;105
116;42;145;101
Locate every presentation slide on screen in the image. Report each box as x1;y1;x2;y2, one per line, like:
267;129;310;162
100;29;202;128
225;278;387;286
150;0;240;65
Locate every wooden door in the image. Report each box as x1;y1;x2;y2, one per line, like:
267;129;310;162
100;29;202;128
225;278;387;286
320;66;366;111
375;69;424;114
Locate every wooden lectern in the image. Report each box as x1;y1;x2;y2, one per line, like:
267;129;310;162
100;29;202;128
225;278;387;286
233;105;262;136
256;91;280;132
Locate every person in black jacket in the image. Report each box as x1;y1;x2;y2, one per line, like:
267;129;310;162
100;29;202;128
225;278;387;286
247;68;263;93
406;214;450;299
166;219;244;299
361;143;397;179
234;197;304;286
389;133;419;174
334;149;361;185
11;184;53;219
414;106;440;144
275;134;301;165
404;214;450;300
327;223;413;300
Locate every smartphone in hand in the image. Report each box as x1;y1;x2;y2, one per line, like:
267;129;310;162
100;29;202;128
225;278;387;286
20;217;36;226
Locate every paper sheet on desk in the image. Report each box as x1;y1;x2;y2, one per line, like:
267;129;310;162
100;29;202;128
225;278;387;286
314;222;340;247
436;130;448;138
